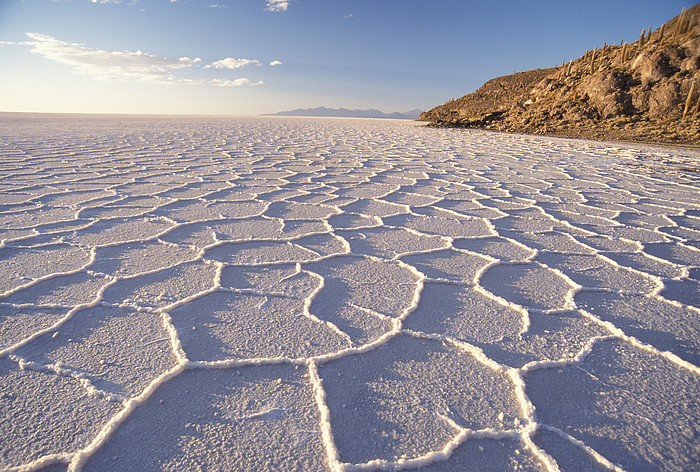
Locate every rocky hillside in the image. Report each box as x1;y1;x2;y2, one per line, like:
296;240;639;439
421;4;700;146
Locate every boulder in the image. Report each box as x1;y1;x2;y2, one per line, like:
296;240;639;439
632;50;680;86
579;72;635;117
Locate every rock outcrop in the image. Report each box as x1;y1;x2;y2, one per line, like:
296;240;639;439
420;5;700;146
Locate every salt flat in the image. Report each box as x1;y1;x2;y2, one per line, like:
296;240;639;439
0;113;698;472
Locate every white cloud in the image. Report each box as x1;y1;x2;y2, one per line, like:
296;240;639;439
217;78;264;87
269;60;282;66
26;33;193;81
177;77;261;87
265;0;288;12
21;33;263;88
206;58;260;70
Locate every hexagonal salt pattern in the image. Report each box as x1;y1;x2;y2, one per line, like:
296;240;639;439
0;115;698;471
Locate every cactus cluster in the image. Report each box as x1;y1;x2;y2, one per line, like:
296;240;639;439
577;5;697;70
621;42;629;62
674;8;695;37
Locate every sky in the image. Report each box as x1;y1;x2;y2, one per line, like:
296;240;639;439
0;0;695;116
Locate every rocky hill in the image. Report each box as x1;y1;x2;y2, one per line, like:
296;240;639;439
420;4;700;146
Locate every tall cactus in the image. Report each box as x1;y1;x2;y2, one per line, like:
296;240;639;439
683;82;696;119
675;8;686;37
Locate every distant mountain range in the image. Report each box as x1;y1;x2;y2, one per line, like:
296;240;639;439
264;107;423;120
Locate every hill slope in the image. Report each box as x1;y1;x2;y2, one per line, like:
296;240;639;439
421;5;700;146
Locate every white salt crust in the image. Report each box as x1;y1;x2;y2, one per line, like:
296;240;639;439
0;115;698;471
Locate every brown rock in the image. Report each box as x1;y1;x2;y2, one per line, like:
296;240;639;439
579;71;635;117
632;49;680;85
648;81;682;118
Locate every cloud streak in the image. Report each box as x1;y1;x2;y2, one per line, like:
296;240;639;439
206;58;261;70
20;33;270;88
265;0;288;12
26;33;194;81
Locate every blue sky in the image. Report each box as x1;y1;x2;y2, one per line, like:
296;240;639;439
0;0;693;115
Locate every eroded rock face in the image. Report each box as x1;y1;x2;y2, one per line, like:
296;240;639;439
632;49;680;85
648;80;682;118
579;71;635;118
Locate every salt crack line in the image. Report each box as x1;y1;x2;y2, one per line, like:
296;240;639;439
0;246;99;300
302;269;354;347
577;309;700;375
308;359;344;472
472;260;532;337
4;452;73;472
401;328;507;373
161;311;189;365
348;303;393;322
186;355;302;370
593;252;667;296
311;324;402;365
8;354;127;405
393;259;426;322
67;362;188;472
66;216;182;251
155;261;224;313
343;421;525;471
518;335;617;374
0;276;119;358
505;366;562;472
538;425;627;472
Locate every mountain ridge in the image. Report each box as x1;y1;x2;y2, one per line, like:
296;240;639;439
264;107;422;120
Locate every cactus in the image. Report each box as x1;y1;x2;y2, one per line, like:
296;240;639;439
589;48;597;74
675;8;686;37
683;82;696;119
639;29;645;48
647;26;652;41
621;42;628;62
